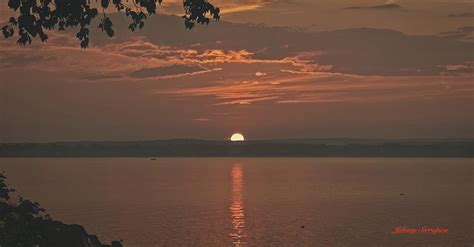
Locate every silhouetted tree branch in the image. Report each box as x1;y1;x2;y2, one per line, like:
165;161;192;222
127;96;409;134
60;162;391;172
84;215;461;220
2;0;220;48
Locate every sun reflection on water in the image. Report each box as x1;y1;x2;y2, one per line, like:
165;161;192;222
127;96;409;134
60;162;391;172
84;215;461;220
229;163;245;246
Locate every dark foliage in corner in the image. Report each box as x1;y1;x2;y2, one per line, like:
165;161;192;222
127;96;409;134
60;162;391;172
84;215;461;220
0;172;121;247
2;0;220;48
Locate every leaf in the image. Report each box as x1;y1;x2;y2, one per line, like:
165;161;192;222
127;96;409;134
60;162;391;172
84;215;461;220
7;0;20;11
80;37;89;48
101;0;110;9
9;17;17;25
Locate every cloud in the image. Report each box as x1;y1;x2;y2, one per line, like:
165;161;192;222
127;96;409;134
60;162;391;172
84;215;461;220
105;14;472;76
159;71;474;105
1;13;473;107
344;4;402;10
2;13;473;78
79;73;122;81
443;64;474;74
129;64;208;78
30;13;463;77
150;0;295;17
448;12;474;18
438;26;474;41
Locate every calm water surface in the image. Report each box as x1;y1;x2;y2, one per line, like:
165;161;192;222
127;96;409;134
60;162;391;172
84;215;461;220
0;158;472;247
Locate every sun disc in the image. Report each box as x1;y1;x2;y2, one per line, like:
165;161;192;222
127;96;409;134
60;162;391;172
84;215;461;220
230;133;245;142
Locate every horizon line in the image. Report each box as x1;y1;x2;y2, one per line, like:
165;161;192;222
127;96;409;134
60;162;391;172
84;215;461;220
1;137;474;145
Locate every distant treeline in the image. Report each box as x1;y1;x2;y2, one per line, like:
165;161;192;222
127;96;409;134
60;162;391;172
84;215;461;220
0;140;472;157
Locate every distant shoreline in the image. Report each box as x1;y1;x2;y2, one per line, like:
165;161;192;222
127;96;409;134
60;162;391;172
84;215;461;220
0;156;472;158
1;139;472;158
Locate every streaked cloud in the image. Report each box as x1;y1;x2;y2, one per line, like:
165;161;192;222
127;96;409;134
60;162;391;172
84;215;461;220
130;65;209;78
158;69;474;105
344;3;402;10
448;12;474;18
438;26;474;42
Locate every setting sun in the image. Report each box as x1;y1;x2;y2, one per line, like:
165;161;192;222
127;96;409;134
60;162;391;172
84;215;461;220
230;133;245;142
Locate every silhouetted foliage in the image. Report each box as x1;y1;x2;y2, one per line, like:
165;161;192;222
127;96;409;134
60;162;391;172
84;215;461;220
0;172;47;246
0;173;122;247
0;173;15;201
2;0;220;48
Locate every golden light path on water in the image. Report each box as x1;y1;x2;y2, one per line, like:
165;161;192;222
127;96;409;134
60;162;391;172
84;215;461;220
229;163;245;246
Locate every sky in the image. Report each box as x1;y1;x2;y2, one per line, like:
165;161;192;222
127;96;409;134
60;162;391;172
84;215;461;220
0;0;473;142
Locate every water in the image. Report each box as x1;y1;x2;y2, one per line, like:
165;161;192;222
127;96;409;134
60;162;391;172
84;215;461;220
0;158;472;247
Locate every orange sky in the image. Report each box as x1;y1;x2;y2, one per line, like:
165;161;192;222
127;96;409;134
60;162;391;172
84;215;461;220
0;1;473;141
